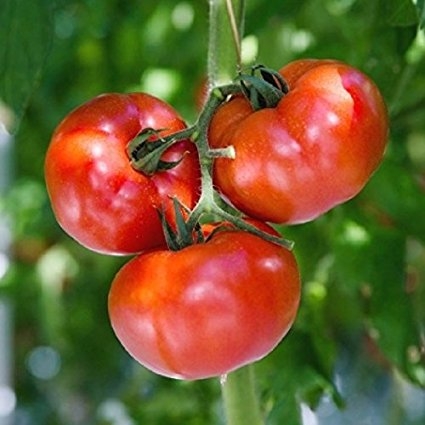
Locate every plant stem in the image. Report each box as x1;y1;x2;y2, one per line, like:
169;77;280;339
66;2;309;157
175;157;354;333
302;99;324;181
208;0;245;88
185;84;239;226
221;366;264;425
207;3;266;425
185;85;294;250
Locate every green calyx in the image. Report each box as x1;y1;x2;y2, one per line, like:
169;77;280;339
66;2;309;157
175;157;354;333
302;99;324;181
127;127;195;176
158;197;205;252
238;65;289;110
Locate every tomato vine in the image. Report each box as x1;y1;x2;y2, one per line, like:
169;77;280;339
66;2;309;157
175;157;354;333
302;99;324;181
43;1;390;425
206;2;267;424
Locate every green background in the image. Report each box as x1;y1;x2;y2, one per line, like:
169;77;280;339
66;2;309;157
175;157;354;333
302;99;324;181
0;0;424;424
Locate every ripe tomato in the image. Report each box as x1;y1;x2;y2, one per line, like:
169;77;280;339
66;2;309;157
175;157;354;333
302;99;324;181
45;93;200;255
108;226;300;380
209;59;389;224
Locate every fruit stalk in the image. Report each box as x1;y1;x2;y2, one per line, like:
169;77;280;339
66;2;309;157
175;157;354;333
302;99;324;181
208;0;244;88
221;366;264;425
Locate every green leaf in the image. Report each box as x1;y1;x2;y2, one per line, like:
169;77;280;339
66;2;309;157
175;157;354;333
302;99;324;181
366;230;424;387
385;0;419;27
0;0;54;131
331;216;424;387
258;331;342;424
360;161;425;244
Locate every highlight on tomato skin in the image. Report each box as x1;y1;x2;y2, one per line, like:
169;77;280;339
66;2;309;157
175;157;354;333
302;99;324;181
209;59;389;225
44;92;201;256
108;226;301;380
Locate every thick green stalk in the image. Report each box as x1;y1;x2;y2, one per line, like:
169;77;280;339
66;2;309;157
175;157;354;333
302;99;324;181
207;0;245;87
207;3;266;425
221;366;264;425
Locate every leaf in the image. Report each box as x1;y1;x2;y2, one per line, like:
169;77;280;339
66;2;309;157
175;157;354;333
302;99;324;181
385;0;419;27
0;0;54;131
331;216;424;387
360;161;425;244
258;331;342;425
366;230;424;387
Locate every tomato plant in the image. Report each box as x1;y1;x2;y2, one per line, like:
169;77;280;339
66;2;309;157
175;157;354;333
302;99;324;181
44;92;200;255
209;59;389;224
108;225;300;380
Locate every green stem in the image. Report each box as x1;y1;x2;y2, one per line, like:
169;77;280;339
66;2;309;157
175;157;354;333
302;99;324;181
185;85;238;225
207;3;266;425
184;84;293;249
208;0;245;88
221;365;264;425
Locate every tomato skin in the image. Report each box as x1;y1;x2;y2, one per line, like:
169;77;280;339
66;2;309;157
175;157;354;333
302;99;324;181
45;93;200;255
209;59;389;224
108;227;300;380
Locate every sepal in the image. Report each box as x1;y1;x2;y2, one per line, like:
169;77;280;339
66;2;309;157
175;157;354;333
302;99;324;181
158;198;204;251
127;128;185;176
238;65;289;110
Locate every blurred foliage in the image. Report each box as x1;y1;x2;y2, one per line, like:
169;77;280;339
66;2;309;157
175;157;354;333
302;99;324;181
1;0;425;424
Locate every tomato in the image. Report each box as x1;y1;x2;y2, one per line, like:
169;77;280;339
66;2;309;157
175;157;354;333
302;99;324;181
209;59;389;224
108;226;300;380
45;93;200;255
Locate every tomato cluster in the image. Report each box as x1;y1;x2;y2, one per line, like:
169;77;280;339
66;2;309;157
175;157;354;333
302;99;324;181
45;59;388;380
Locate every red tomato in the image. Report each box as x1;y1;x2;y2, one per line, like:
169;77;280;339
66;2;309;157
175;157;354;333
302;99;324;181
209;59;389;224
108;226;300;380
45;93;200;255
